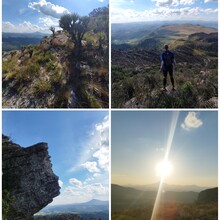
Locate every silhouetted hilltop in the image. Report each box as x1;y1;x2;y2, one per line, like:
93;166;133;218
197;187;218;203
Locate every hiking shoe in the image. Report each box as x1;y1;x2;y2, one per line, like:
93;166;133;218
162;88;167;92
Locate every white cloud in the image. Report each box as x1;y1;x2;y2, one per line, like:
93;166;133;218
179;0;196;5
28;0;70;18
39;17;59;28
181;112;203;130
111;7;217;23
69;115;109;173
154;0;176;7
204;0;217;3
84;183;107;195
93;173;101;178
81;161;100;173
60;115;109;206
69;178;83;187
153;0;196;7
51;180;108;205
2;21;44;33
58;180;63;188
93;147;109;171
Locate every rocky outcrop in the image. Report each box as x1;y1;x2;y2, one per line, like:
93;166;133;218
197;187;218;203
2;135;60;220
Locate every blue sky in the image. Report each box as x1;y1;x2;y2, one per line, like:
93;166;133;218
112;111;218;187
3;110;109;205
111;0;218;23
3;0;109;33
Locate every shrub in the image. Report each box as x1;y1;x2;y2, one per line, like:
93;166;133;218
3;189;14;220
16;63;40;83
37;53;55;66
33;79;51;96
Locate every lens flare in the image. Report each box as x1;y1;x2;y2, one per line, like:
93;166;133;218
156;161;173;178
150;112;179;220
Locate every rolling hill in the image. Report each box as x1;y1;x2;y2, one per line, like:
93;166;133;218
3;32;49;51
111;184;199;212
125;182;209;192
112;185;218;220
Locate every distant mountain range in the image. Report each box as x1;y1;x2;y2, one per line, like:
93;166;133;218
124;182;210;192
36;199;109;220
112;20;217;45
40;199;108;213
3;32;49;51
111;184;217;212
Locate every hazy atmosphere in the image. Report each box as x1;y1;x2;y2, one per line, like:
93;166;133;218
112;111;217;187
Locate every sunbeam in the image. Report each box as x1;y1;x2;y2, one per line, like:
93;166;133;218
150;112;179;220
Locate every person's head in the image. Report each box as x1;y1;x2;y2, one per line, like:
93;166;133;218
164;44;169;50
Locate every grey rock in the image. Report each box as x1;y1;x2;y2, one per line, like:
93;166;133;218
2;135;60;220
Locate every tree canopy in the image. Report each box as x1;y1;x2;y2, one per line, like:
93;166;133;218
59;13;89;49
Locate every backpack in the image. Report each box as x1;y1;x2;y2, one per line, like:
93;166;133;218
163;52;173;67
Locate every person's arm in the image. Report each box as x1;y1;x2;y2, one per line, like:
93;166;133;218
160;54;164;71
160;60;164;72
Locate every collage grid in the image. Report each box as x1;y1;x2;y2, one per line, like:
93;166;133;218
1;0;219;220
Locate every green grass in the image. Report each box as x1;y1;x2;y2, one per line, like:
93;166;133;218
112;64;217;108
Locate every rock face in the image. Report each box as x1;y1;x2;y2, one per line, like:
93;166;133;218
2;135;60;220
197;187;218;203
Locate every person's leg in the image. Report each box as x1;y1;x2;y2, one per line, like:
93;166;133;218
163;71;167;90
169;69;175;89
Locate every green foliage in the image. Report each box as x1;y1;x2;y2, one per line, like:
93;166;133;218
49;26;55;37
2;62;12;75
37;53;55;66
33;79;51;96
46;60;56;71
112;63;218;108
3;189;14;220
59;13;89;50
16;63;40;84
50;70;65;88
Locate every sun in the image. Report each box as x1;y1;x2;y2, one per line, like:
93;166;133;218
156;161;173;178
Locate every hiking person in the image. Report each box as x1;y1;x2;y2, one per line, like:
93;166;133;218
160;44;176;91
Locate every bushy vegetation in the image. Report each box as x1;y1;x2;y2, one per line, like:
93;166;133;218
112;202;218;220
3;189;15;220
112;57;217;108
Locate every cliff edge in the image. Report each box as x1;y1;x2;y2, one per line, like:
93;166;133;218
2;135;60;220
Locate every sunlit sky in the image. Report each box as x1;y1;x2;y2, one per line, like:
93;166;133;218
112;111;217;187
3;111;109;205
111;0;218;23
3;0;109;33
